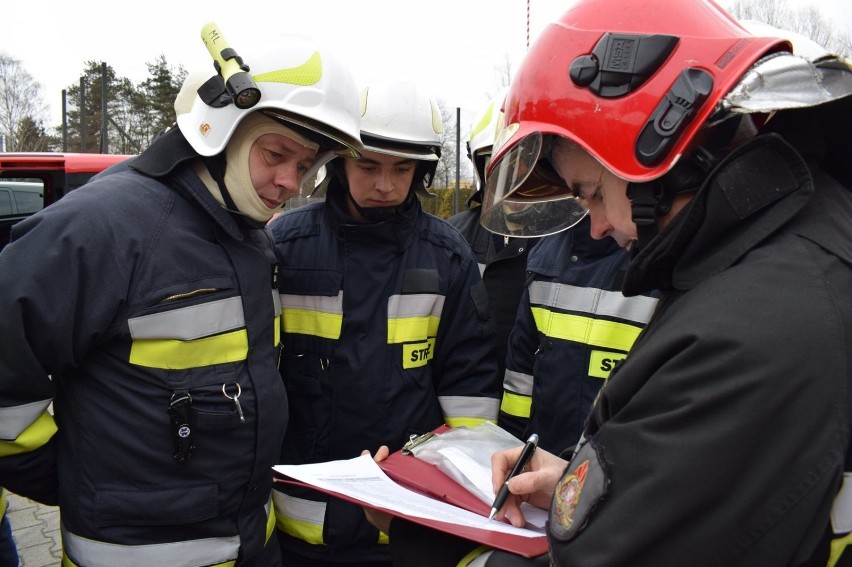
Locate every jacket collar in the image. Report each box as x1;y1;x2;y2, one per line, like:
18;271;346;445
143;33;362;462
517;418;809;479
623;134;813;296
130;128;246;240
324;179;420;251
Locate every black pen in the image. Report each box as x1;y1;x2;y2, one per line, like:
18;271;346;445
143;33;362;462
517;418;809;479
488;433;539;521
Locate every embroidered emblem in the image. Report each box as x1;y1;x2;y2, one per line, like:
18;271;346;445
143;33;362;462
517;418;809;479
554;459;588;529
549;437;609;542
199;122;211;137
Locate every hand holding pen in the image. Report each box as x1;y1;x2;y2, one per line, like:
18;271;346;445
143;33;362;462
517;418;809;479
489;433;539;520
488;436;570;527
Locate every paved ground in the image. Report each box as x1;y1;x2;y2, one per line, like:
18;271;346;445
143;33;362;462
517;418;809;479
5;492;61;567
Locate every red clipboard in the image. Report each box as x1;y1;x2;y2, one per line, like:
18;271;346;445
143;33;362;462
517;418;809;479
274;426;549;558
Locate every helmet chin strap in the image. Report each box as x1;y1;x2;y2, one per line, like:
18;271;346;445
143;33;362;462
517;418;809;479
627;145;718;252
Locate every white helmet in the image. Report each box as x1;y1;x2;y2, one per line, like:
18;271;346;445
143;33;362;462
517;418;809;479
176;33;362;160
358;79;443;162
468;88;507;192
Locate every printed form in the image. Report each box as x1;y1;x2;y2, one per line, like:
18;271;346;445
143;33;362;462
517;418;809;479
274;454;546;536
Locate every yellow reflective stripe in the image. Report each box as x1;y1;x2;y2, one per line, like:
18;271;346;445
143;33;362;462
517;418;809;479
283;308;343;339
387;316;440;344
388;294;443;343
457;545;492;567
277;514;324;545
0;488;7;520
273;492;325;545
0;411;57;457
265;496;276;544
253;51;322;86
281;292;344;339
531;307;642;352
445;417;490;428
273;291;282;347
274;313;281;346
829;532;852;567
500;391;532;419
129;329;249;369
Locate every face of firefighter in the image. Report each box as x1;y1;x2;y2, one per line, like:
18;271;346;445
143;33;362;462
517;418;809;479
248;133;318;209
551;138;637;250
342;149;417;221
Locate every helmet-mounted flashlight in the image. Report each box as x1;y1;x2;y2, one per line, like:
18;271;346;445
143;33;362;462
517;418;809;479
201;22;261;109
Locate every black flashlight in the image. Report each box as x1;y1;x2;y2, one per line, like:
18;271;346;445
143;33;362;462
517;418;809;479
201;22;261;109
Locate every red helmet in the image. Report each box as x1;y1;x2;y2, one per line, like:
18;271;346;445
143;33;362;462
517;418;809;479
481;0;790;237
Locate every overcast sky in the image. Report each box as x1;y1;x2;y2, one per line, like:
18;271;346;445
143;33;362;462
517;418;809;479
2;0;850;129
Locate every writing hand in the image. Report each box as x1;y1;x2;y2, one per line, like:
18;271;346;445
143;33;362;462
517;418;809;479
489;445;567;527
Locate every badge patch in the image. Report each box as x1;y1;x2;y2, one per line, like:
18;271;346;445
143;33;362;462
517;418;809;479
549;437;609;541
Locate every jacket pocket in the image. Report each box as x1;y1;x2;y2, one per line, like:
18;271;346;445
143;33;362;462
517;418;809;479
94;484;218;527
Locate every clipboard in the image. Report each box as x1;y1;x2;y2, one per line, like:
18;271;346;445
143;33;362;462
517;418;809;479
273;425;548;558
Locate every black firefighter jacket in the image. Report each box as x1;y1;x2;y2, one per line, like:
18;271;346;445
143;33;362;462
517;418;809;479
0;151;287;567
269;182;501;563
542;134;852;566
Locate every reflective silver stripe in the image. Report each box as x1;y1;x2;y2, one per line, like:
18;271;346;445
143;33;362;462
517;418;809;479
272;491;326;525
0;399;52;439
438;395;500;422
280;291;343;314
128;297;245;340
272;289;282;317
61;523;239;567
503;369;533;396
528;281;657;324
832;472;852;534
388;294;445;318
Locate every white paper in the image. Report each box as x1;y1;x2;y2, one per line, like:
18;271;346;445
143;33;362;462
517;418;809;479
274;455;545;537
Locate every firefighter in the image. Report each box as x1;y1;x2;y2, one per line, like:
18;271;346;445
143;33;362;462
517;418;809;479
0;32;362;567
269;78;501;566
367;2;852;565
498;214;659;453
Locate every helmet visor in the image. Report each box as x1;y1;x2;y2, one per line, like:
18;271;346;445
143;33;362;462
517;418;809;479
481;131;587;237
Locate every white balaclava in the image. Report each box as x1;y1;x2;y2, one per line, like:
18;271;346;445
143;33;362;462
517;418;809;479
195;112;319;222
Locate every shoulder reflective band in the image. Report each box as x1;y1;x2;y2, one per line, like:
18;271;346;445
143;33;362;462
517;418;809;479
128;296;249;369
280;292;344;339
387;294;444;344
62;524;239;567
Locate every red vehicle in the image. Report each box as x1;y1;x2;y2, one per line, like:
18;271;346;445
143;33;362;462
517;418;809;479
0;152;134;250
